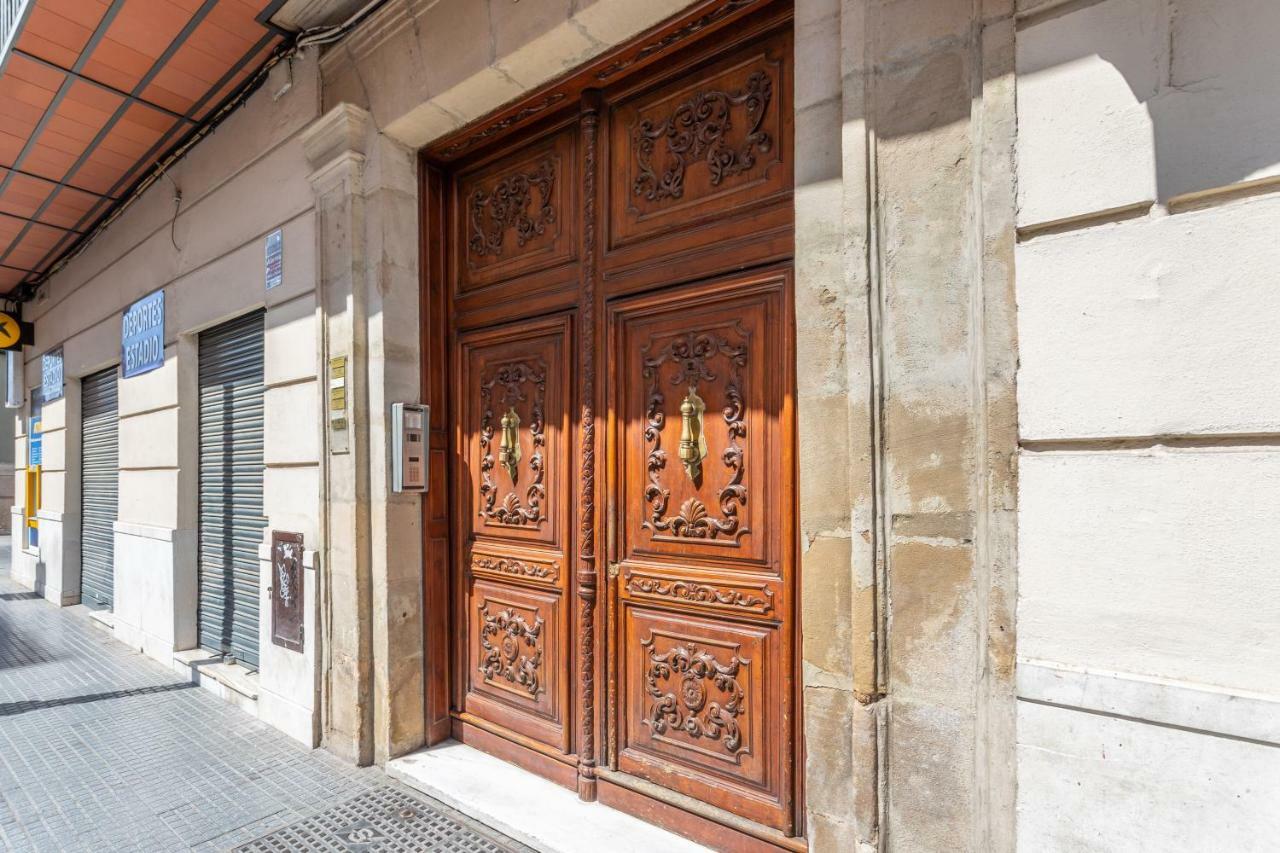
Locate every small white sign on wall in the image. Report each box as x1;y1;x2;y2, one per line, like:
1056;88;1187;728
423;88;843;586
265;228;283;290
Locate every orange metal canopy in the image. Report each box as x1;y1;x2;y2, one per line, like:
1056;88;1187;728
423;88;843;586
0;0;287;295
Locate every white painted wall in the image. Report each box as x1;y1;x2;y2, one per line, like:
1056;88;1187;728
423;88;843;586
7;53;326;747
1015;0;1280;847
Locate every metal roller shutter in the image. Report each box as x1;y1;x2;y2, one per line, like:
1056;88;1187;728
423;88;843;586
198;310;266;669
80;367;118;609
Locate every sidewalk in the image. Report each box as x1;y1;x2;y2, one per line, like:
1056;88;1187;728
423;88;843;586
0;540;526;852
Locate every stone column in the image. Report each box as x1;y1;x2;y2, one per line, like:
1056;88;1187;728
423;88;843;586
303;103;375;765
795;0;1019;849
302;102;425;766
794;0;874;848
361;129;425;764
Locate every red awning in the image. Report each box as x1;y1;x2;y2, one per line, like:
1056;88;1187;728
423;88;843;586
0;0;287;294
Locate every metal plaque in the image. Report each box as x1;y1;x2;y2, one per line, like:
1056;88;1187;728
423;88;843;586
41;347;63;402
329;355;349;454
121;290;165;378
265;229;283;290
271;530;305;652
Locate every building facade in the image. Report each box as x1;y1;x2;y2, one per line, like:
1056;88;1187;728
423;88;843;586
3;0;1278;850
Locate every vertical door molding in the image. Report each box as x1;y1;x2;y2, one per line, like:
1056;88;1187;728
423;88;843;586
576;89;604;802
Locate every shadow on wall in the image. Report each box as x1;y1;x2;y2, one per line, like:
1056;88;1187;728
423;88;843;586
1019;0;1280;203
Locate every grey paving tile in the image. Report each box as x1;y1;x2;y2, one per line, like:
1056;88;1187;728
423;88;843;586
0;547;520;852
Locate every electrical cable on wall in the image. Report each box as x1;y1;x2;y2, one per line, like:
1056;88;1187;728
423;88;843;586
166;172;182;252
295;0;387;48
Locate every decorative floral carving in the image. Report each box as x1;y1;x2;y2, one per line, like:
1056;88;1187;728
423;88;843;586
633;70;773;203
642;330;749;540
641;638;747;755
625;575;772;614
478;605;544;697
472;554;555;581
479;361;546;526
468;161;556;259
440;93;568;159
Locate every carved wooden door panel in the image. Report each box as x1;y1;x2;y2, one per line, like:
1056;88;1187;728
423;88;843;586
431;4;797;843
456;314;574;753
608;269;795;833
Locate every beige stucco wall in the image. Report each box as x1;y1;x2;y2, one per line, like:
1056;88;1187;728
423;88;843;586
1014;0;1280;848
8;53;326;747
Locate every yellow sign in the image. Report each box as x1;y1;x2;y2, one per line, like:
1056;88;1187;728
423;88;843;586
0;312;20;349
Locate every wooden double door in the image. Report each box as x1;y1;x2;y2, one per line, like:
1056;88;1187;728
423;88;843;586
427;5;799;846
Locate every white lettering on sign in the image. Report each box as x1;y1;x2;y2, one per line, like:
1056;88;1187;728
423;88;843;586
265;229;283;290
121;290;165;379
123;335;163;374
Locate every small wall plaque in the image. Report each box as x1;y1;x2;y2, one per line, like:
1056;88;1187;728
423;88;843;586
121;290;165;378
41;347;63;402
329;355;349;454
265;229;283;290
271;530;304;652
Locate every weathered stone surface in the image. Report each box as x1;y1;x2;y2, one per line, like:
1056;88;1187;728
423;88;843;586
321;0;707;149
887;540;976;704
888;698;977;851
802;684;859;847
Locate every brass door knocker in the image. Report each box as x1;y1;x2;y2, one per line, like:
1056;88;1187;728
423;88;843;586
498;407;521;482
678;388;707;482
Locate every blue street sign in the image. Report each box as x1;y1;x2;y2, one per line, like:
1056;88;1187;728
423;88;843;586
41;348;63;402
122;290;165;378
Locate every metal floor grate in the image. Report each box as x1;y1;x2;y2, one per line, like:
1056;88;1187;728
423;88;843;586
234;785;527;853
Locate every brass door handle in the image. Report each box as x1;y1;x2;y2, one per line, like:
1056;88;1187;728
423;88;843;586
498;406;521;482
678;388;707;481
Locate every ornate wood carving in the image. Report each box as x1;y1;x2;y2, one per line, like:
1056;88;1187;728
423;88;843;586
469;161;556;259
577;91;602;801
440;93;569;159
633;71;774;203
641;638;748;756
439;22;797;835
625;574;773;615
478;604;545;697
479;361;547;526
642;331;749;540
595;0;763;81
472;554;556;581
